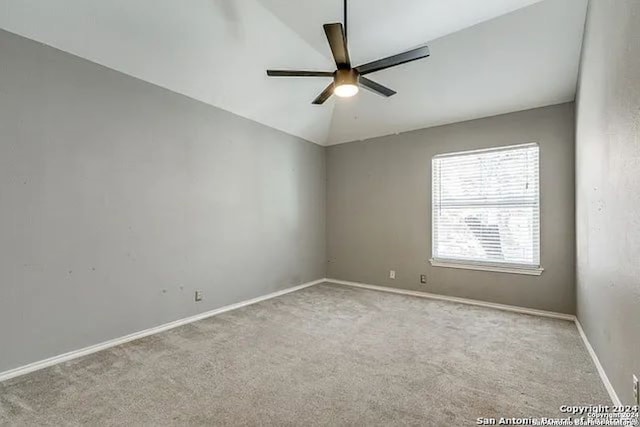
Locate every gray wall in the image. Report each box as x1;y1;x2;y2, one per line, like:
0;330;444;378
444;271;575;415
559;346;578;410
575;0;640;405
327;103;576;314
0;29;326;373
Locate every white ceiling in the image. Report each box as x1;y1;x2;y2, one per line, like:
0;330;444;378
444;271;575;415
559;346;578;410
0;0;587;145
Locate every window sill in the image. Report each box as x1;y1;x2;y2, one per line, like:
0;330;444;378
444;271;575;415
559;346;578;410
429;259;544;276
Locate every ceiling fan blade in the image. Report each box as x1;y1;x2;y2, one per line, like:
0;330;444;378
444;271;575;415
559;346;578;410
356;45;430;75
267;70;334;77
323;23;351;69
312;83;335;105
360;77;397;97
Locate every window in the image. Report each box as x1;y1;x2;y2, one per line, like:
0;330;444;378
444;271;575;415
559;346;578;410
431;143;542;275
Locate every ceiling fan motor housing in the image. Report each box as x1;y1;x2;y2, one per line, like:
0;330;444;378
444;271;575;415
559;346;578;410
334;69;359;87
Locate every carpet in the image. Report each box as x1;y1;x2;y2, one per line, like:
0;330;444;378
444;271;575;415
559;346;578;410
0;283;609;425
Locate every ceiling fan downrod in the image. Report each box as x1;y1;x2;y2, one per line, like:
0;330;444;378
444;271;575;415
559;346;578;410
344;0;348;42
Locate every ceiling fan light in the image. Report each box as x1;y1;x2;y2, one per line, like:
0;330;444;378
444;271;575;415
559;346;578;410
333;69;360;98
334;83;359;98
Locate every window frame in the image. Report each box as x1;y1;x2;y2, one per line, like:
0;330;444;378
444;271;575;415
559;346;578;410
429;143;543;276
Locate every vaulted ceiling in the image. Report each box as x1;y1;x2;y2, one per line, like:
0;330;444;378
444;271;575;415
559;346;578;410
0;0;587;145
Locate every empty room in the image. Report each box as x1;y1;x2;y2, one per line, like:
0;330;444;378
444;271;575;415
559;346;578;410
1;0;638;425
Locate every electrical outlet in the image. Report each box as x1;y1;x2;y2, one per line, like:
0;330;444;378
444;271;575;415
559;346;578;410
420;274;427;284
633;374;639;405
195;290;203;302
389;270;396;279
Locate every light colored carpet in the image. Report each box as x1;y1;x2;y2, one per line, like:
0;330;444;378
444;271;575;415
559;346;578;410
0;283;609;426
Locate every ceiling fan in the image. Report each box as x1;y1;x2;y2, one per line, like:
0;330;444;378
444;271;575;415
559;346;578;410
266;0;430;105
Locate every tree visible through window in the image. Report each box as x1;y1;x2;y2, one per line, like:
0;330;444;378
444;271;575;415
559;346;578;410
431;143;540;270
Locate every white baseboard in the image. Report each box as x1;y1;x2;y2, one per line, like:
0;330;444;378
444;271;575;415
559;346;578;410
0;278;326;383
574;320;621;405
326;278;575;321
2;276;620;408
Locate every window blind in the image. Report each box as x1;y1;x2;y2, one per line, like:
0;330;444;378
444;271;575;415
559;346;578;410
432;143;540;269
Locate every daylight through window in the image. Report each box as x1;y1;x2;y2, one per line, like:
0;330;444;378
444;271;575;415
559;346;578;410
432;143;540;270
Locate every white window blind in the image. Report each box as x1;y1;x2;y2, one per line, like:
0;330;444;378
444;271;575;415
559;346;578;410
432;143;540;270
